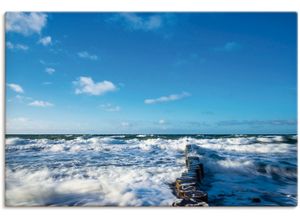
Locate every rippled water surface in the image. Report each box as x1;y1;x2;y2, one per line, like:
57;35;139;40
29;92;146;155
5;134;297;206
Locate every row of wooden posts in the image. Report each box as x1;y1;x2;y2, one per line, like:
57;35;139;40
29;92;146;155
172;144;208;207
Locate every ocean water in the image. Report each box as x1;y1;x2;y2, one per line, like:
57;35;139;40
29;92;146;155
5;134;297;206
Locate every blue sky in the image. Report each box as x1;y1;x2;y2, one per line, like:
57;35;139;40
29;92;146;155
5;12;297;134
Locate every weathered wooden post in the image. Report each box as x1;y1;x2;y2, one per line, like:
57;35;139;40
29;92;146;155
185;144;192;166
196;164;204;182
173;145;209;207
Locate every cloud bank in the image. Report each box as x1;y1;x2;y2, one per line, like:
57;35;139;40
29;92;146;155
217;120;297;126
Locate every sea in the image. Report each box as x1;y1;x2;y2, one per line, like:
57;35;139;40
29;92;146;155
5;134;297;206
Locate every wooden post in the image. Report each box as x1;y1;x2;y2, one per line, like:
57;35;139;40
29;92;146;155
173;145;208;206
196;164;204;182
185;145;191;166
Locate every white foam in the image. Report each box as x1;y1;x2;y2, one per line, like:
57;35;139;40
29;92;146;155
48;144;65;152
6;137;23;145
138;138;188;152
6;165;183;206
188;137;292;154
217;159;253;169
137;135;146;138
6;136;294;155
5;135;296;206
257;136;285;143
6;136;187;206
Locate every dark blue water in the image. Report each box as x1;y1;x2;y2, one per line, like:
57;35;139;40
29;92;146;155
5;134;297;206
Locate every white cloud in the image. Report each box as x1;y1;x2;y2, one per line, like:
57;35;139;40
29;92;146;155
38;36;52;46
174;53;206;67
15;95;22;100
11;117;29;123
6;12;47;35
6;117;30;131
115;13;163;31
158;119;165;124
6;41;14;49
15;95;32;103
39;60;46;65
17;117;28;123
28;100;53;107
6;41;29;51
7;83;24;93
215;41;241;52
77;51;98;61
100;103;121;112
15;44;29;50
121;122;130;127
74;76;117;96
223;42;240;51
45;67;55;75
144;92;190;104
40;60;58;66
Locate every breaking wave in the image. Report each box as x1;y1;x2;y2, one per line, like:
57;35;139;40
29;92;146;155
5;134;297;206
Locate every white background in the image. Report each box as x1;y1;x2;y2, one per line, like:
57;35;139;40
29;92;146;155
0;0;299;219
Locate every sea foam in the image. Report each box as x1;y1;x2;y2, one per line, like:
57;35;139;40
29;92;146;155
5;135;297;206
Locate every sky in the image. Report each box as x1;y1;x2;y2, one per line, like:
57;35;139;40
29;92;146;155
5;12;297;134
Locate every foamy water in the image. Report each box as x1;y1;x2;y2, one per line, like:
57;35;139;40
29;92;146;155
5;134;297;206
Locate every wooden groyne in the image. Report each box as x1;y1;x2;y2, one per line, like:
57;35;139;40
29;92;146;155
172;144;208;207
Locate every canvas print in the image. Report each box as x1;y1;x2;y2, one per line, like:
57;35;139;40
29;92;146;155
5;12;297;207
